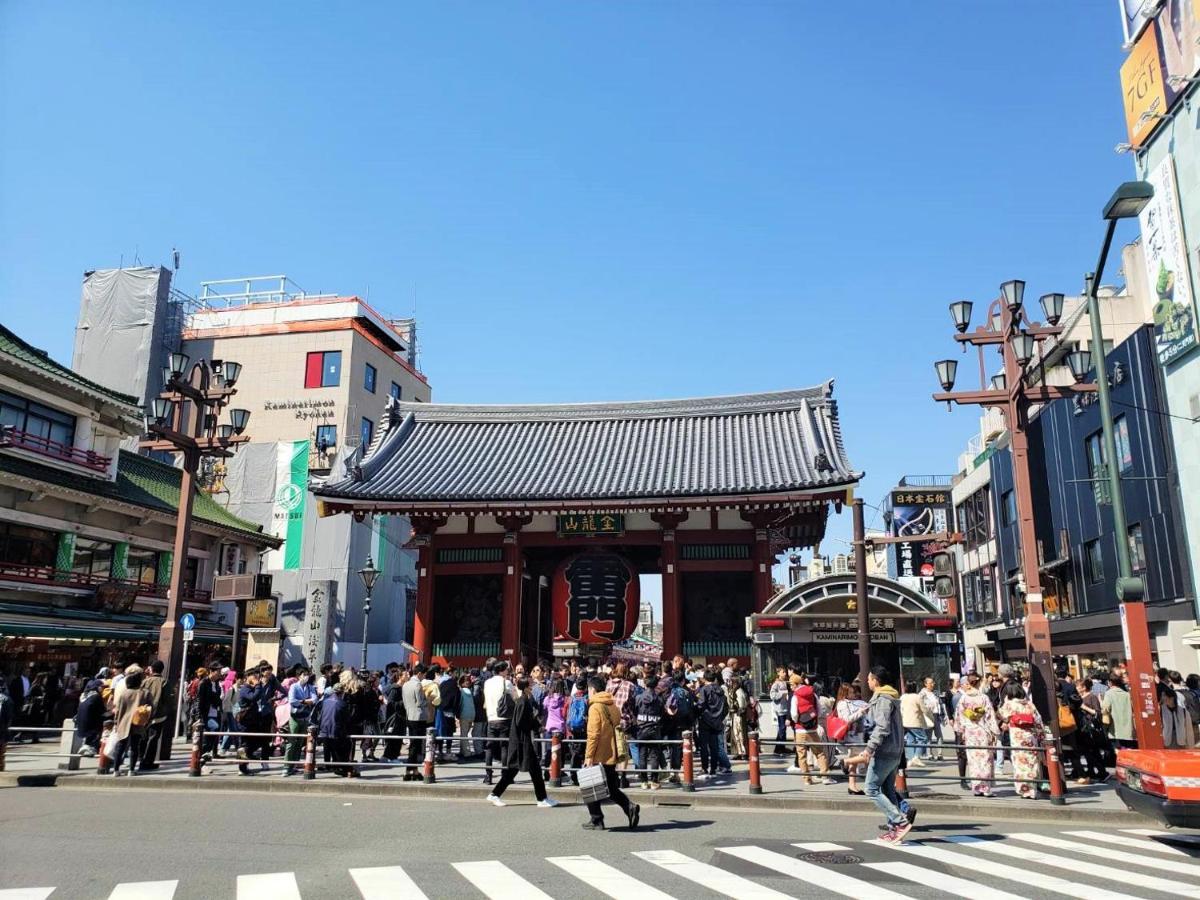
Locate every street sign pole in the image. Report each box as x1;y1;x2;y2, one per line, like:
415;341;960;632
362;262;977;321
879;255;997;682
174;614;196;740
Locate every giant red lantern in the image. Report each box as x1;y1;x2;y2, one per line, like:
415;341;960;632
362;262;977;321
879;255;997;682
551;552;640;644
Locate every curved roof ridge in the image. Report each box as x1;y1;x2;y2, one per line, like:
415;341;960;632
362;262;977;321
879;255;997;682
388;382;834;423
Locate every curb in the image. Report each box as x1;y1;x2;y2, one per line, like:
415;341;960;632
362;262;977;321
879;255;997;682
0;772;1151;825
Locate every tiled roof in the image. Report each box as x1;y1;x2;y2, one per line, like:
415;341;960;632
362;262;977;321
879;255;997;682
317;383;860;506
0;323;140;408
0;450;279;544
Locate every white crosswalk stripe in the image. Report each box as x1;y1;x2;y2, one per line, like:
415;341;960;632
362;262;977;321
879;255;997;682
862;861;1029;900
452;861;555;900
881;839;1140;900
1063;829;1193;857
349;866;430;899
633;850;792;900
548;855;676;900
107;883;178;900
236;872;301;900
719;846;912;900
0;891;55;900
1122;827;1200;847
1004;832;1200;878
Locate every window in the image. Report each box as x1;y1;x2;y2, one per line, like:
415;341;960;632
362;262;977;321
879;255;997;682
72;538;114;580
956;486;992;551
126;548;160;585
390;382;401;401
304;351;342;388
1114;415;1133;474
1000;490;1016;527
0;522;58;568
360;416;374;448
0;390;76;447
1128;524;1146;573
1084;431;1105;477
1084;539;1104;584
315;424;337;453
364;363;377;394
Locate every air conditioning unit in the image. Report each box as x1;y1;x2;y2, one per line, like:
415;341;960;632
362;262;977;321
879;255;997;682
212;573;273;602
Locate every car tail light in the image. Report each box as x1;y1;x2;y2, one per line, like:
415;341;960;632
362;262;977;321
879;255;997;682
1140;772;1168;797
1114;766;1126;783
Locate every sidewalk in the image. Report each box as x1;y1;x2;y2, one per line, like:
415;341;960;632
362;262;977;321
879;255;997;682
1;735;1144;824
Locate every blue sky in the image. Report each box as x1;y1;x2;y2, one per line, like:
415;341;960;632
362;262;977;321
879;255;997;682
0;3;1140;567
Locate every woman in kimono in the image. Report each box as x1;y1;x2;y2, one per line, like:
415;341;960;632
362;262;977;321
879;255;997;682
996;681;1042;799
954;672;999;797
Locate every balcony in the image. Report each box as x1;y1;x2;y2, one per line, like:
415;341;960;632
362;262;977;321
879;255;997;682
0;562;212;603
0;425;111;473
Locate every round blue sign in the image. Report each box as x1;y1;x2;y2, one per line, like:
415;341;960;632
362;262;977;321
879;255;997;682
179;613;196;630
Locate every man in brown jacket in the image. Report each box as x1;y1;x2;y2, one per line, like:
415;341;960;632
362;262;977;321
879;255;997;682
582;676;639;830
137;659;169;771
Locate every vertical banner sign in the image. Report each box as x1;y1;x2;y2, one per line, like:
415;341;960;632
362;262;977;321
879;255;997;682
303;580;336;668
269;440;309;569
1119;23;1168;148
1139;155;1198;366
890;489;951;580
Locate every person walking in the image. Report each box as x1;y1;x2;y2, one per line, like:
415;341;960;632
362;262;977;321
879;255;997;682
483;661;517;785
110;666;152;777
788;674;833;784
996;681;1042;799
486;676;558;808
581;675;639;831
954;673;999;797
900;682;931;767
834;683;869;795
402;664;430;781
919;676;945;761
843;666;913;843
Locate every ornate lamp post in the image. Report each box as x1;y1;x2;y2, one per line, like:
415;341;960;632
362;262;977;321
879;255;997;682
357;555;382;672
140;355;249;758
932;181;1162;778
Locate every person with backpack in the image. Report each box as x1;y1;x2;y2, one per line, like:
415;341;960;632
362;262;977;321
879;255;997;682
486;676;559;808
565;679;590;785
789;674;833;784
540;678;568;779
482;661;517;785
695;668;730;778
634;676;670;789
996;680;1042;799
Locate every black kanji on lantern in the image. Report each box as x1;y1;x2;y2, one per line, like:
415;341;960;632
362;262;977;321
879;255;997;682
564;552;631;640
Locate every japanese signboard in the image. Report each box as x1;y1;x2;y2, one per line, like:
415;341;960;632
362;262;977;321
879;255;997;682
890;489;951;580
551;552;639;644
303;580;336;668
1120;23;1169;148
556;514;625;537
1139;154;1198;365
244;597;278;629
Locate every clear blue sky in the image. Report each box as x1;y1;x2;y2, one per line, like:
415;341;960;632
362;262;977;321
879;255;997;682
0;3;1139;560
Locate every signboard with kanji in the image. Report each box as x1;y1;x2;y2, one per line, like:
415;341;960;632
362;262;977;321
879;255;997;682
551;551;639;644
556;513;625;537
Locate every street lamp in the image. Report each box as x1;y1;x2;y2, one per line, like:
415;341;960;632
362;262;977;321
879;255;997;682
1039;293;1065;327
949;300;974;333
357;555;382;673
139;355;250;760
1066;347;1092;382
1011;331;1036;365
990;373;1007;393
934;359;958;392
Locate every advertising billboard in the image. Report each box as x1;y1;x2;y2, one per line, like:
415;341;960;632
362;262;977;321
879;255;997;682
1120;22;1170;147
1158;0;1200;84
1120;0;1160;46
890;489;951;580
1139;154;1199;365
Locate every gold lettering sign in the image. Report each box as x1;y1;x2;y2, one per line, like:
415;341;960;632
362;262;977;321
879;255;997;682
556;514;625;537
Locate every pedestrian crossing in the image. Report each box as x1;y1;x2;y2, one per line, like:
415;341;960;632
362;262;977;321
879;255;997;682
2;828;1197;899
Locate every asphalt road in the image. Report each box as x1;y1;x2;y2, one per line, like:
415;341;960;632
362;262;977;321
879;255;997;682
2;784;1198;899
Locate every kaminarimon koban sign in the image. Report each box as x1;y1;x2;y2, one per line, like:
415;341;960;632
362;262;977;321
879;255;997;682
551;552;640;644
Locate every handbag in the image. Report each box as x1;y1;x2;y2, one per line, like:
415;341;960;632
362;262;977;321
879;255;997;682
578;763;610;805
615;729;630;764
131;704;152;728
826;715;850;742
1057;702;1077;734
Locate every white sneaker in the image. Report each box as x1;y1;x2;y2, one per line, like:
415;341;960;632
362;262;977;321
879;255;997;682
487;794;506;807
786;765;804;774
536;797;559;808
821;777;838;785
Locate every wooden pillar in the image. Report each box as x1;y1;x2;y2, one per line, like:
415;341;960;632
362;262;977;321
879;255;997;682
741;511;778;613
653;512;686;659
497;515;532;663
410;517;445;663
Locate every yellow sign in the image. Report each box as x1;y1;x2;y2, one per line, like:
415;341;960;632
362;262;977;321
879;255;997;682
1120;23;1168;147
244;598;278;629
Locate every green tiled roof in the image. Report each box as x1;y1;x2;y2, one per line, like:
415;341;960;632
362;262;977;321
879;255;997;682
0;449;279;545
0;322;140;407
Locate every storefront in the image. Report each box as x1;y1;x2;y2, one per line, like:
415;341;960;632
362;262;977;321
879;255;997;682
748;574;960;693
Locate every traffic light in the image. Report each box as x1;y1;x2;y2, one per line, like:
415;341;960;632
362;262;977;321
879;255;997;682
931;550;957;615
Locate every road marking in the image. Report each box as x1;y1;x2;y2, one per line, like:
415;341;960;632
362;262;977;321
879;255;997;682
944;836;1193;898
1122;828;1200;847
108;884;178;900
862;861;1028;900
881;839;1138;900
1006;832;1200;877
792;842;852;852
349;866;430;899
548;856;675;900
634;851;792;900
0;891;55;900
452;861;554;900
236;873;301;900
1062;829;1192;857
718;846;911;900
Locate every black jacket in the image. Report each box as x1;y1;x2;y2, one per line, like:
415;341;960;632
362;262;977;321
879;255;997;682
697;683;728;732
197;678;223;721
502;693;541;770
74;692;106;734
439;679;462;718
634;689;665;740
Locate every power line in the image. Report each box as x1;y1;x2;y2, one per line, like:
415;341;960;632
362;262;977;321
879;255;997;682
1111;396;1199;425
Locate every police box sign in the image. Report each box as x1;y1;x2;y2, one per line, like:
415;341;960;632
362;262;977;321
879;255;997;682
556;514;624;537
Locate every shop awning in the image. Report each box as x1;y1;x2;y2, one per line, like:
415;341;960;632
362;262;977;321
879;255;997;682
0;602;231;645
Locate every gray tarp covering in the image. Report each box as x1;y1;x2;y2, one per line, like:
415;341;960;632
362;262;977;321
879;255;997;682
72;267;174;419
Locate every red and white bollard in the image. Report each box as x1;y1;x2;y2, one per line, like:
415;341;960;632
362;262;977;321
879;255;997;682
188;721;204;778
681;730;695;792
423;727;437;784
304;725;317;780
550;731;563;787
748;730;762;795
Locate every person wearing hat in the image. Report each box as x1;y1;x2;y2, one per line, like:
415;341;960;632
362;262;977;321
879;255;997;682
111;666;152;776
137;660;171;771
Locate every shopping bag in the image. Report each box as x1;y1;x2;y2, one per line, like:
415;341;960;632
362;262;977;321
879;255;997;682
825;715;850;742
578;764;610;805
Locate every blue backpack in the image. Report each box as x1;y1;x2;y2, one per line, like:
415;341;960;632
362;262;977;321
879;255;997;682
567;696;589;732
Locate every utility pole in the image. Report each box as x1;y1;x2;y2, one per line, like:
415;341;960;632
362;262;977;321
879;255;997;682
853;499;871;694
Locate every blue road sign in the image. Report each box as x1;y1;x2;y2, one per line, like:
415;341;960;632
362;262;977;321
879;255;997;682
179;613;196;631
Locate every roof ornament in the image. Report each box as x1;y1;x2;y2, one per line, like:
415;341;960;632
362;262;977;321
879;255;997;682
814;451;832;473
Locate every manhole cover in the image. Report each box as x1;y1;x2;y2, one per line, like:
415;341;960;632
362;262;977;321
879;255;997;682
798;852;862;865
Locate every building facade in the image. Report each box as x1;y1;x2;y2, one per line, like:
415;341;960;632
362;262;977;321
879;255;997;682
0;323;277;677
